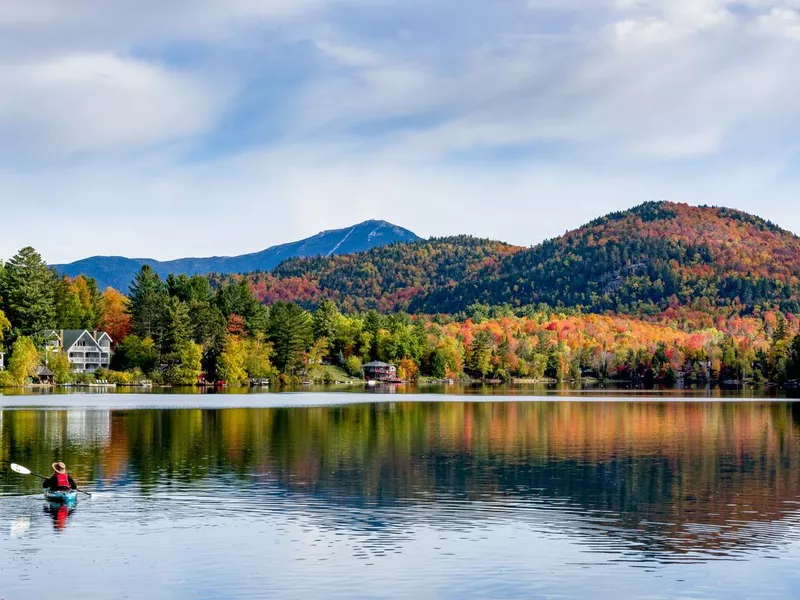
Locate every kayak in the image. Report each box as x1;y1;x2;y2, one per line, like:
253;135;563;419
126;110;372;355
44;489;78;506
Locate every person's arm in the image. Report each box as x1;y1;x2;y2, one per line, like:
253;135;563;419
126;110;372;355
68;475;77;490
42;475;56;489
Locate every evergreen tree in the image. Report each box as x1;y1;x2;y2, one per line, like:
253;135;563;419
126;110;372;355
189;302;227;346
167;274;214;304
468;331;492;378
788;335;800;381
774;313;789;344
268;302;313;374
128;266;167;341
216;279;258;319
313;299;340;342
160;296;191;358
0;247;56;336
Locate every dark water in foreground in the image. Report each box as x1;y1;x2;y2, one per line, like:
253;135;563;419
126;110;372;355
3;396;800;599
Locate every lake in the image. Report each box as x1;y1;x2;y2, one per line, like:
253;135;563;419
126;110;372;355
3;393;800;599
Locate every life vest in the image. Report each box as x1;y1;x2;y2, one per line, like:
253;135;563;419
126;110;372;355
55;472;70;488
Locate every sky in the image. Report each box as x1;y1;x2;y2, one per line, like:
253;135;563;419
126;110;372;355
1;0;800;263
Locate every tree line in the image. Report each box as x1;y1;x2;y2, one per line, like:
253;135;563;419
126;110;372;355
4;245;800;387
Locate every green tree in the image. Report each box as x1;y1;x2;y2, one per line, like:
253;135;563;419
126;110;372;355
112;335;158;374
468;331;492;378
0;247;56;336
167;274;214;304
161;296;191;357
268;302;313;374
788;335;800;381
429;349;447;379
313;299;340;342
128;266;167;341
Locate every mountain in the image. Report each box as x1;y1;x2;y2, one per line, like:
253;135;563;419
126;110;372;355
416;201;800;314
56;220;420;291
234;202;800;315
236;236;523;312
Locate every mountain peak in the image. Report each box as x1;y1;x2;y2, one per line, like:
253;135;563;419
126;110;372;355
56;220;421;290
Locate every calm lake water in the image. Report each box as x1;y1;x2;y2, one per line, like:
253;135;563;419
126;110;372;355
3;393;800;599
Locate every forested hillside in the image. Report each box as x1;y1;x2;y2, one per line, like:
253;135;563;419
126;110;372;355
230;202;800;317
416;202;800;314
220;236;522;312
4;243;800;388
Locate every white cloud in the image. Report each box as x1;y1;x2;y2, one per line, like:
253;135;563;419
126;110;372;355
2;0;800;261
0;54;231;155
756;7;800;39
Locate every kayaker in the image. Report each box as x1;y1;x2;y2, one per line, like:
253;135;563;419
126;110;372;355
42;462;77;491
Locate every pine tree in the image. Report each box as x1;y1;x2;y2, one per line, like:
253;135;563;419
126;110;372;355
313;299;340;342
468;331;492;378
268;302;313;374
0;247;56;336
128;266;167;342
161;296;191;358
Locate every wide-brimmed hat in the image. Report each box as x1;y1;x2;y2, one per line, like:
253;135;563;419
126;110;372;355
52;462;67;474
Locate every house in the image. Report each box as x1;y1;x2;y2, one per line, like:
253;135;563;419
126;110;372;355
42;330;113;373
363;361;398;382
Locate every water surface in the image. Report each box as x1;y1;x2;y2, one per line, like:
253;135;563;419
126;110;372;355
3;396;800;599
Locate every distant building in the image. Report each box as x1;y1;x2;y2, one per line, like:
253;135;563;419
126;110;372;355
0;351;4;371
42;330;113;373
35;366;55;385
362;361;398;382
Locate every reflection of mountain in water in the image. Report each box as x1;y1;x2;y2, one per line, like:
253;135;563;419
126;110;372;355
3;402;800;560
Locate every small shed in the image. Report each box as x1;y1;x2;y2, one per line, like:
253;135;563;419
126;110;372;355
35;366;56;385
363;361;398;382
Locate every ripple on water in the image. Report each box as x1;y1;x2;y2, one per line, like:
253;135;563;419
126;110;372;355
4;401;800;598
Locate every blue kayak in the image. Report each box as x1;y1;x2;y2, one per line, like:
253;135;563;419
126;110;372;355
44;489;78;506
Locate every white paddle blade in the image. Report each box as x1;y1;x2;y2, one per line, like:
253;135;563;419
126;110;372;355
10;463;32;475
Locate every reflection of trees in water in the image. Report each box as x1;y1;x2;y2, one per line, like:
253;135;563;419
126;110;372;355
3;402;800;557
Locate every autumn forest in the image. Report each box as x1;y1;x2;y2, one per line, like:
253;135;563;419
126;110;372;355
2;201;800;387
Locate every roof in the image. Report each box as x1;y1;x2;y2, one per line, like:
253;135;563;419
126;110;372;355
61;330;113;350
62;330;91;350
36;366;55;377
363;361;394;368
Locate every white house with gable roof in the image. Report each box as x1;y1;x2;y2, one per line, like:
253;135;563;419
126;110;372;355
42;330;113;373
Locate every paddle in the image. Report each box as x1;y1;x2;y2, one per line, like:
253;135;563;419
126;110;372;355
10;463;92;497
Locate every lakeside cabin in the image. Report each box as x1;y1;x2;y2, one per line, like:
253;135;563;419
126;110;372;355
35;366;55;385
363;361;400;383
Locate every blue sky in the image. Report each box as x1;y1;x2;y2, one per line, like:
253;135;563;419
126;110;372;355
1;0;800;263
